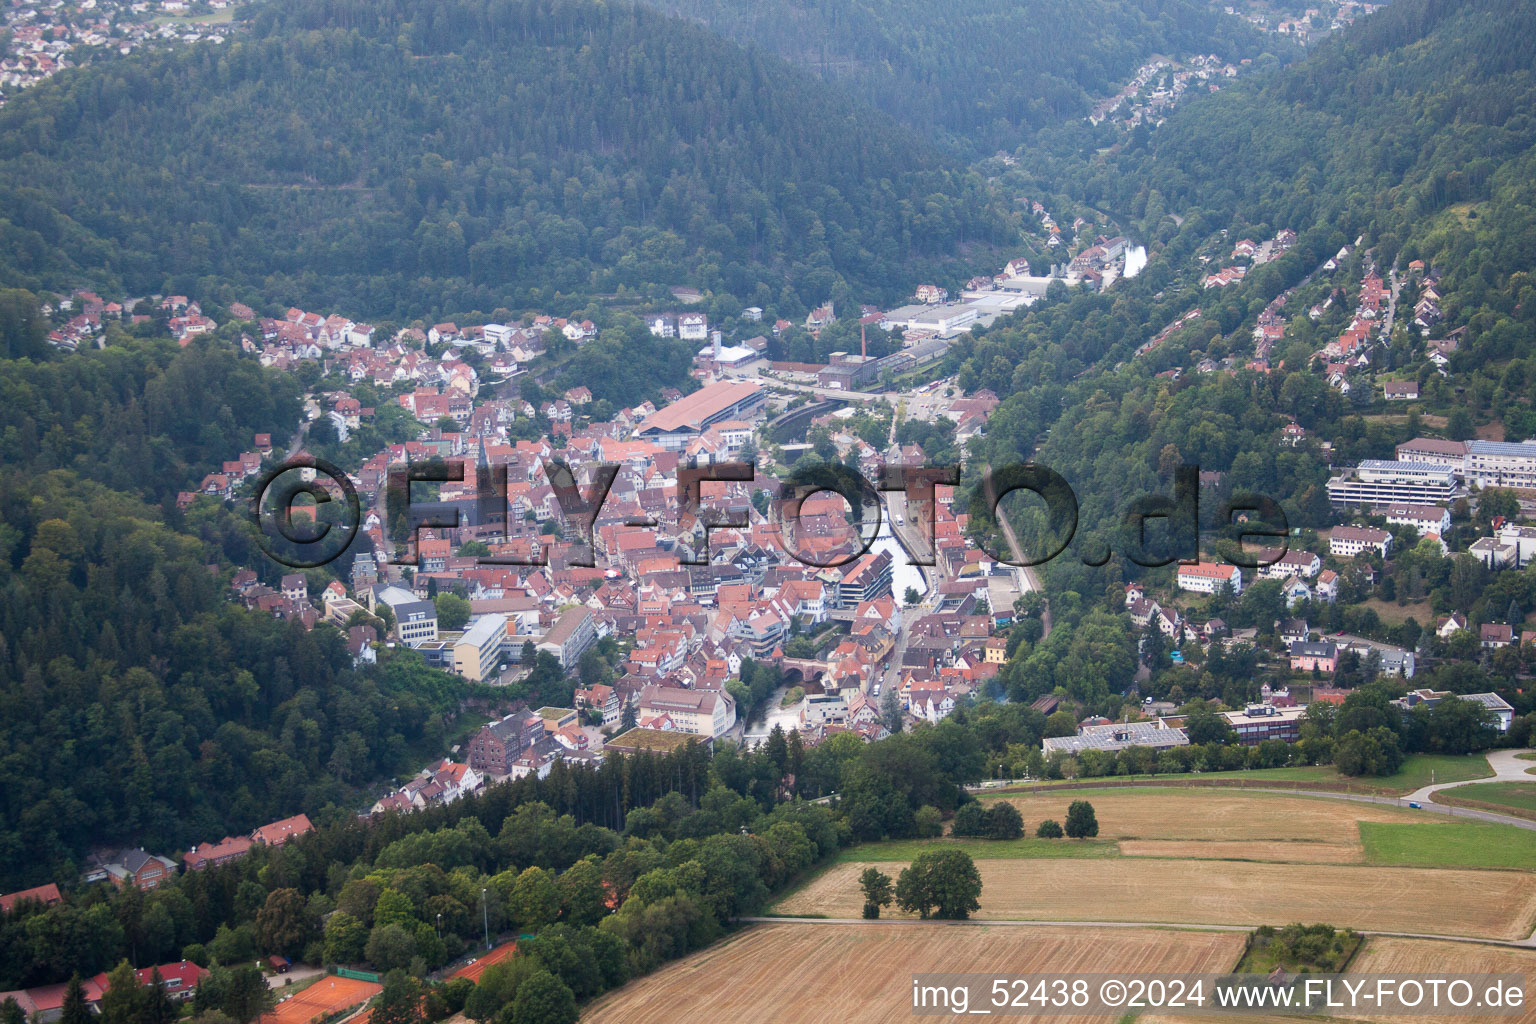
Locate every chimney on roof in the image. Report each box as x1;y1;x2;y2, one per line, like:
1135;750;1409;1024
860;323;867;359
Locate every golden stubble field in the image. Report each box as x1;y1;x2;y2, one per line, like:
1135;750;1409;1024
1143;936;1536;1024
985;789;1430;862
775;859;1536;940
580;922;1246;1023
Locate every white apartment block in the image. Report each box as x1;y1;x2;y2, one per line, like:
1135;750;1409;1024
1465;440;1536;489
1327;460;1457;507
1381;504;1452;536
1330;525;1391;558
1175;561;1242;596
1395;437;1468;473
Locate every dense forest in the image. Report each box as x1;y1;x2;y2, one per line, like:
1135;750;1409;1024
0;337;465;888
641;0;1283;154
0;0;1017;319
0;330;299;506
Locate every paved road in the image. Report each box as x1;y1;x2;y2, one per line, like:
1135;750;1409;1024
1234;783;1536;832
1406;747;1533;803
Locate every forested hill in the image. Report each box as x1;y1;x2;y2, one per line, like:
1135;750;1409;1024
639;0;1282;154
951;0;1536;683
0;0;1013;319
1097;0;1536;255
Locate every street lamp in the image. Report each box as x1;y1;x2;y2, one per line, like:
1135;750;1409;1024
436;912;442;943
481;887;490;950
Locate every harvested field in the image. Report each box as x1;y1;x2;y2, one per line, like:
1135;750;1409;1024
581;922;1245;1023
1145;936;1536;1024
985;789;1424;847
776;860;1536;940
259;976;380;1024
1119;839;1363;863
1346;937;1536;1024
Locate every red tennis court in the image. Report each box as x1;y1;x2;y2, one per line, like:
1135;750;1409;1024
448;940;519;984
260;976;381;1024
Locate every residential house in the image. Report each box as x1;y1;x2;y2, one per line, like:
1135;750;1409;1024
1329;526;1391;559
1288;641;1337;673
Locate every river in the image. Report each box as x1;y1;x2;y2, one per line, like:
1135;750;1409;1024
1123;244;1148;279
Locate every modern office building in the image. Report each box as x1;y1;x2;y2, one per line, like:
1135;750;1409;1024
453;614;507;682
537;606;597;670
1464;440;1536;489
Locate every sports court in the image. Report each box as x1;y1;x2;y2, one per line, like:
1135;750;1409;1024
448;940;519;984
260;975;381;1024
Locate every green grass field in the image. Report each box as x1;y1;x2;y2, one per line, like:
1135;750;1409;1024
1434;781;1536;814
831;836;1117;864
1360;819;1536;870
984;754;1493;797
152;6;237;25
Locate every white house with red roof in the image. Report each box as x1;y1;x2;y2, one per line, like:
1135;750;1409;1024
1175;561;1242;596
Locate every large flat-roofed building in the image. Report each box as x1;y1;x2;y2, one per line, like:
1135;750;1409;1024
635;380;765;450
1042;719;1189;756
881;302;978;337
817;354;878;391
1465;440;1536;489
454;614;506;682
1327;460;1456;507
604;727;710;756
1392;688;1514;732
1396;437;1468;474
537;606;596;670
1222;703;1308;744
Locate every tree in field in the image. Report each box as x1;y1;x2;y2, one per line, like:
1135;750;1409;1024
894;849;982;920
1035;819;1063;838
986;802;1024;840
371;970;423;1024
858;868;894;919
949;801;987;837
1333;726;1403;776
505;970;577;1024
1064;800;1099;839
